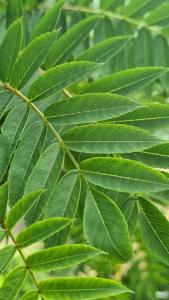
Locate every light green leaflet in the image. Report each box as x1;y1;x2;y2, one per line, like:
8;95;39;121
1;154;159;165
21;291;39;300
8;122;46;206
77;36;131;63
0;267;26;300
24;143;64;225
45;93;141;125
83;67;167;94
139;198;169;266
6;189;44;229
0;182;8;224
44;15;100;68
10;30;58;89
84;189;132;261
63;123;162;154
80;157;169;193
39;277;132;300
0;228;5;242
27;244;103;272
45;170;81;247
0;18;22;81
16;217;71;248
113;103;169;131
0;246;16;274
30;0;64;40
28;61;98;102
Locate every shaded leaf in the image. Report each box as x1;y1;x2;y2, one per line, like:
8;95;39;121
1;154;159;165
0;135;11;182
0;182;8;224
77;36;131;63
84;189;132;261
0;18;23;81
31;0;63;40
8;122;46;206
10;30;58;89
45;170;81;247
24;143;64;225
139;197;169;266
44;16;100;69
6;0;23;27
0;246;16;274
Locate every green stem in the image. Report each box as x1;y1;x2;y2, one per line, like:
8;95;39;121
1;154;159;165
2;83;80;171
63;4;164;38
3;223;43;299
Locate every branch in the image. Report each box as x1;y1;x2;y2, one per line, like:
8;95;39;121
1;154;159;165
63;4;165;39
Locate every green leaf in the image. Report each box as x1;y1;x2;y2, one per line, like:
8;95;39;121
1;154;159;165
16;217;71;248
80;157;169;193
10;30;58;89
30;0;63;40
39;277;132;300
28;61;98;102
21;291;39;300
0;228;5;241
27;244;103;272
6;0;23;27
0;18;23;81
83;67;167;94
24;143;64;225
0;246;16;274
21;292;39;300
113;103;169;131
8;122;46;206
6;189;44;229
139;197;169;265
122;0;151;17
0;91;12;119
123;143;169;169
0;182;8;224
45;93;141;125
0;267;26;300
2;103;29;153
77;36;131;63
84;189;132;261
0;135;11;182
44;16;100;69
63;124;162;154
145;2;169;25
45;170;81;247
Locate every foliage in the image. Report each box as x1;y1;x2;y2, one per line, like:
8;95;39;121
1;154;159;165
0;0;169;299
